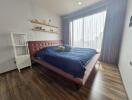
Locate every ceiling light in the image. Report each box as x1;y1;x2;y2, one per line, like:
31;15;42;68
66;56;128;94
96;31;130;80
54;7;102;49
78;1;82;5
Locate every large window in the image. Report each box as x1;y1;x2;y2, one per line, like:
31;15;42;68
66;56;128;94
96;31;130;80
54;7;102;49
70;11;107;51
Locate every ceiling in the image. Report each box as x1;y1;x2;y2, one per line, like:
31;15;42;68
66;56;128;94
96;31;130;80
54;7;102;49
38;0;101;16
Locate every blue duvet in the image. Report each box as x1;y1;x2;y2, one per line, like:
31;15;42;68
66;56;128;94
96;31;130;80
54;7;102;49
36;46;96;78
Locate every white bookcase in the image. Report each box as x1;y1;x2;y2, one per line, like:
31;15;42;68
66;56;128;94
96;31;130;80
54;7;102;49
11;32;31;72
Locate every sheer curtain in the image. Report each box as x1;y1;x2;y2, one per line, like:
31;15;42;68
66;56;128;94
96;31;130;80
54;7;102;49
70;11;106;51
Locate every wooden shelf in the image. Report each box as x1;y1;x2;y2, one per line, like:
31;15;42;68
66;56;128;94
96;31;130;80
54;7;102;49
32;29;58;34
30;20;59;28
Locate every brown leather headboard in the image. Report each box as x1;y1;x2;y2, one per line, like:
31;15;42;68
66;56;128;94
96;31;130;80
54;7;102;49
28;40;63;58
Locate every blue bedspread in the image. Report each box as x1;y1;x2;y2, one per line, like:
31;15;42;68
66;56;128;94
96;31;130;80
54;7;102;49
36;46;96;78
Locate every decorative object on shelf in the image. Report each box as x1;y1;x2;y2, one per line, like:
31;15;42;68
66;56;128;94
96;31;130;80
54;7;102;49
48;19;51;25
50;29;54;32
34;26;42;30
11;32;31;72
41;19;46;24
31;19;38;23
129;16;132;27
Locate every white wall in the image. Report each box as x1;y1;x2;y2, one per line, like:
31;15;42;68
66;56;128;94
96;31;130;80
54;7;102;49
28;0;61;41
119;0;132;99
0;0;61;73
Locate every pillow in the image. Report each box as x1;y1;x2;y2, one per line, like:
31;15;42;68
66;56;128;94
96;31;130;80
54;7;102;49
64;45;71;52
55;45;65;52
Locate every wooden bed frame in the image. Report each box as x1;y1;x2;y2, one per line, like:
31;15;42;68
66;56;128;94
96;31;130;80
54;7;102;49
28;40;100;86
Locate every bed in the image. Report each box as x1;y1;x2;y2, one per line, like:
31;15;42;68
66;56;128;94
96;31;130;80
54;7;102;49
28;40;100;86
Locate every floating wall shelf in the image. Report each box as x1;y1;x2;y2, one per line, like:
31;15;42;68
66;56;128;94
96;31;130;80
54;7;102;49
30;20;59;28
32;29;58;34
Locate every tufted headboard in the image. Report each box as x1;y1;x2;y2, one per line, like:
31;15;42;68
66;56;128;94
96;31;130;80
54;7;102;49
28;40;63;58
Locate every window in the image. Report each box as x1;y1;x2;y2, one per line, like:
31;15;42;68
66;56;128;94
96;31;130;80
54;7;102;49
70;11;107;51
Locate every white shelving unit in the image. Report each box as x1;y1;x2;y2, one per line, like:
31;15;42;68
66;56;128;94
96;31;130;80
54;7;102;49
11;32;31;72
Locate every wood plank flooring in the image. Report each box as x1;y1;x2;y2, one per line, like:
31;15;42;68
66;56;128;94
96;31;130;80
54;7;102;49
0;62;128;100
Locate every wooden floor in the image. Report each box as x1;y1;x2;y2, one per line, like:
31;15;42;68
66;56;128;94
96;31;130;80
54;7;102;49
0;62;128;100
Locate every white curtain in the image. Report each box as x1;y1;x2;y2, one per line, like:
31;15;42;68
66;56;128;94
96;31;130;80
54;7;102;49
70;11;106;51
